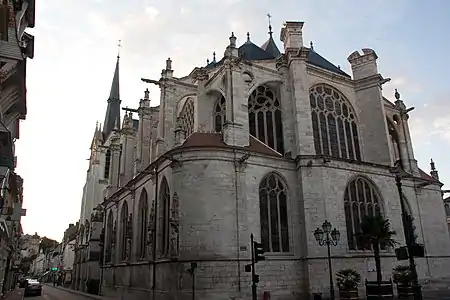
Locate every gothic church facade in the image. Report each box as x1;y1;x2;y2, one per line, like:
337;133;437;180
74;20;450;300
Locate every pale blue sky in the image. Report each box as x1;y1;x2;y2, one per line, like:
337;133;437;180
15;0;450;241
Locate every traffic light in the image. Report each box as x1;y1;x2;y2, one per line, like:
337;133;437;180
253;242;265;263
253;274;260;283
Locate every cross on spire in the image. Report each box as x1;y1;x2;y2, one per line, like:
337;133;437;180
267;13;273;36
117;39;122;58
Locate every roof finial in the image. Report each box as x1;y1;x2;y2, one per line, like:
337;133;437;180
213;51;216;62
166;57;172;70
431;158;436;171
144;88;150;100
207;58;210;65
229;32;236;47
267;13;273;36
95;121;99;131
310;41;314;51
395;88;400;100
430;158;439;180
116;39;122;59
247;32;251;42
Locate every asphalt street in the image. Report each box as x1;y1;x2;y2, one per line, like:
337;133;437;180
21;285;103;300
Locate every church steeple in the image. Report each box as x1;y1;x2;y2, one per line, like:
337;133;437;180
103;48;122;139
261;13;281;58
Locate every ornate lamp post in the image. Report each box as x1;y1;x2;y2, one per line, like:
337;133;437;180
314;220;341;300
390;161;423;300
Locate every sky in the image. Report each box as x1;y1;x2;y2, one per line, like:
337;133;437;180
14;0;450;241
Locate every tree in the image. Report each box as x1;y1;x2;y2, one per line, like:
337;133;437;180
39;237;58;254
359;215;397;284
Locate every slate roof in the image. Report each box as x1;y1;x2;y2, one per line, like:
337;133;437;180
307;49;350;78
103;56;121;140
202;34;349;78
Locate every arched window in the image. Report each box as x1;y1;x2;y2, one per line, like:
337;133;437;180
138;189;148;259
214;96;226;132
120;202;129;261
344;176;383;250
160;177;171;256
310;84;361;160
387;119;400;164
105;212;113;263
104;149;111;180
259;173;289;253
248;85;284;154
180;98;195;137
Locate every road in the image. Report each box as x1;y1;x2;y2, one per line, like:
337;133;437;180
22;285;103;300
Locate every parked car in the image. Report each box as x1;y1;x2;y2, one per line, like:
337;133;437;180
24;279;42;297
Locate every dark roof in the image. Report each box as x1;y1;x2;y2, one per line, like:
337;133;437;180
179;132;282;157
261;35;281;58
238;40;275;61
202;37;349;78
307;49;350;78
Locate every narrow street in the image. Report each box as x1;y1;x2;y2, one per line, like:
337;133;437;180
21;285;106;300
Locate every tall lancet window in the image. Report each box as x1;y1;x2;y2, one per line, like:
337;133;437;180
248;85;284;153
259;173;290;253
310;84;361;161
344;176;384;250
104;149;111;180
214;96;226;132
387;119;400;164
160;177;170;256
105;212;113;263
180;98;195;137
120;201;129;261
138;189;148;259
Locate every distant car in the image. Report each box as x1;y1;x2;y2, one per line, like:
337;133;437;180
24;279;42;297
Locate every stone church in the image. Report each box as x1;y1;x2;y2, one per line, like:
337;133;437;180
73;20;450;299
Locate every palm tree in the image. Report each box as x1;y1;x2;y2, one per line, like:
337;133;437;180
360;215;397;284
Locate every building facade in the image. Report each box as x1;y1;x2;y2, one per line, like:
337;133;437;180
0;0;34;294
75;20;450;300
20;232;39;259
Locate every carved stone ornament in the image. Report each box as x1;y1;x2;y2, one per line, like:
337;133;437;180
192;68;209;82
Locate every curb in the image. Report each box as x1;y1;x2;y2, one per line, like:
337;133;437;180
44;284;107;300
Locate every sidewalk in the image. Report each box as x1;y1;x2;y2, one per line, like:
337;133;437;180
44;284;112;299
2;289;23;300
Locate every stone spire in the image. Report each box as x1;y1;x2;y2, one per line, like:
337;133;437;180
430;158;439;180
102;54;122;139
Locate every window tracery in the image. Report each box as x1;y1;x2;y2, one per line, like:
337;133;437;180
259;173;289;253
138;189;148;259
120;202;128;261
310;85;361;160
214;96;226;132
160;177;171;256
248;85;284;153
180;99;195;137
344;176;383;250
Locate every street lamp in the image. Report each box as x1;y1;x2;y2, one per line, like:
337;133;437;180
390;160;423;300
314;220;340;300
